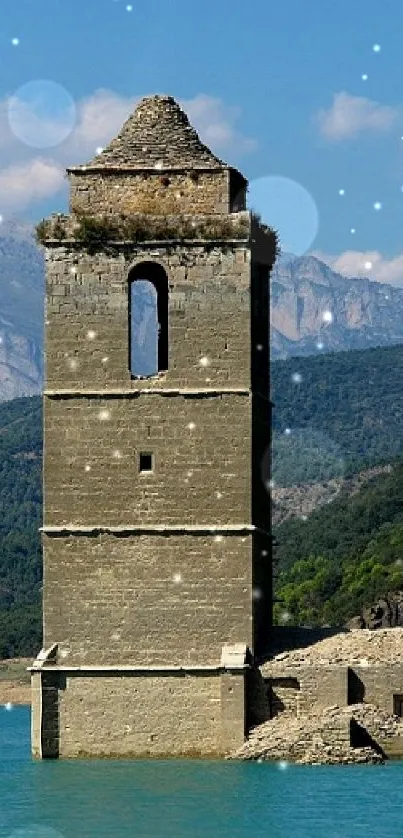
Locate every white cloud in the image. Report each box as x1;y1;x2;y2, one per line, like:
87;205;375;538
316;91;399;141
0;89;256;212
67;89;136;158
0;159;64;211
313;248;403;287
181;93;256;154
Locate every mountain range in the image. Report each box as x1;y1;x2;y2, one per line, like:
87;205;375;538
0;223;44;401
1;221;402;400
270;252;403;359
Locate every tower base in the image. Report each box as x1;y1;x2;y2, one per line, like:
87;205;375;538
30;645;248;759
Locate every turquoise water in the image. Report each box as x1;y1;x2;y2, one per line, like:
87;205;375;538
1;707;403;838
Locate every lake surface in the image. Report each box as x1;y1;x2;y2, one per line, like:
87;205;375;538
1;706;403;838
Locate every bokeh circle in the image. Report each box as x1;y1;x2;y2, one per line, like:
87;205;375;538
247;175;319;256
8;80;76;149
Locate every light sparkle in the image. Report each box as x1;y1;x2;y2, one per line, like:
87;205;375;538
98;409;110;421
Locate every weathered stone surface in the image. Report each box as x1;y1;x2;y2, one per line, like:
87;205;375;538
42;531;255;667
229;701;402;765
33;94;273;759
43;244;253;392
75;95;227;171
69;171;239;217
264;628;403;668
43;395;252;527
67;96;247;217
234;629;403;764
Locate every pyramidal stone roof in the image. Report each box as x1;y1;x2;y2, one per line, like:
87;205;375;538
70;95;231;173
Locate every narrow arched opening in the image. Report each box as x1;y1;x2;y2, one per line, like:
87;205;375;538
128;262;169;378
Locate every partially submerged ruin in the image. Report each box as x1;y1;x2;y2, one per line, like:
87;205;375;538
30;93;403;764
31;94;275;758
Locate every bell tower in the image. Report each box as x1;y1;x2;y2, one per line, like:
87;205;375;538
31;95;277;758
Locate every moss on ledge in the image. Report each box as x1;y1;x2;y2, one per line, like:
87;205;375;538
35;211;279;260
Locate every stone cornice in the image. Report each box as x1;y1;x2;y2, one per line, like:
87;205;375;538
40;524;264;534
43;388;251;397
29;663;250;673
66;165;229;175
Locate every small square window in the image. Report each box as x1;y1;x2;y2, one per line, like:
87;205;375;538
139;452;153;473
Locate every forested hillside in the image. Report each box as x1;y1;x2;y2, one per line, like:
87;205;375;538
0;396;42;656
2;341;403;654
273;460;403;626
271;343;403;484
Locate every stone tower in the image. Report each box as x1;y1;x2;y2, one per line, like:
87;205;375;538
30;95;277;758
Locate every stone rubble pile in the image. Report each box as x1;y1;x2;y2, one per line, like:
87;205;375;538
229;702;401;764
347;702;403;740
265;628;403;669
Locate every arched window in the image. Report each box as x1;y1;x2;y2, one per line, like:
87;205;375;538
128;262;168;378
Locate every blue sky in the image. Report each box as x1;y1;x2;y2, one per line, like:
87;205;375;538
2;0;403;282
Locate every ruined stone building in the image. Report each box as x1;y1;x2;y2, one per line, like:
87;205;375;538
30;95;277;758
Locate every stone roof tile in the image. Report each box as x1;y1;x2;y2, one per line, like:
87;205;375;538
70;95;229;172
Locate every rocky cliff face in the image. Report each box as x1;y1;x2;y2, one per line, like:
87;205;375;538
271;465;394;527
0;327;43;402
0;222;43;402
2;227;403;401
348;594;403;629
270;254;403;360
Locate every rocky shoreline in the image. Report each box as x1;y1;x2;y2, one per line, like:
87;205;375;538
0;682;30;705
0;658;31;706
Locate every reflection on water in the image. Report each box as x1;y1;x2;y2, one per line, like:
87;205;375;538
1;706;403;838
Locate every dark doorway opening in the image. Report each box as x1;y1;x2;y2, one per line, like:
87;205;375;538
393;694;403;717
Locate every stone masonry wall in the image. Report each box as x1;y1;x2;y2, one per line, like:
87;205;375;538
43;532;254;666
43;394;251;527
350;664;403;713
55;672;225;757
36;91;273;760
260;661;403;719
69;171;231;217
42;235;271;667
297;665;349;713
260;662;349;716
44;243;251;391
